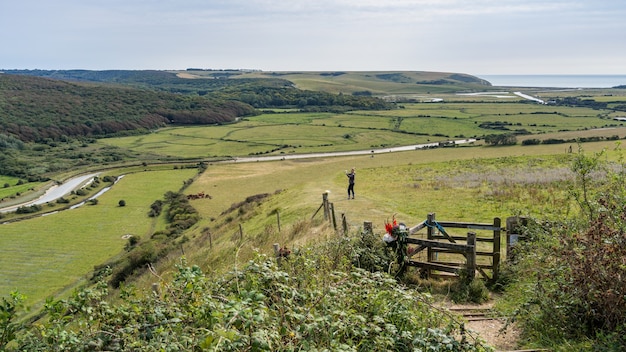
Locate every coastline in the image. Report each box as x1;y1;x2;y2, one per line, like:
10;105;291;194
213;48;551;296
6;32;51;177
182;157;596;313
478;74;626;88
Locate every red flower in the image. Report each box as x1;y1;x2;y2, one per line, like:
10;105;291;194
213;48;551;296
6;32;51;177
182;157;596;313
385;216;398;235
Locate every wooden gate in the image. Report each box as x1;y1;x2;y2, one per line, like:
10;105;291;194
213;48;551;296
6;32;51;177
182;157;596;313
403;213;502;282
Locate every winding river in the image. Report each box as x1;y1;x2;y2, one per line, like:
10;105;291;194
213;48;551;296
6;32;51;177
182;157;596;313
0;173;100;213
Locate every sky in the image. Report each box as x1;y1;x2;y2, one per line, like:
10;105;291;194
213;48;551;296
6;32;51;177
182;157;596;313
1;0;625;75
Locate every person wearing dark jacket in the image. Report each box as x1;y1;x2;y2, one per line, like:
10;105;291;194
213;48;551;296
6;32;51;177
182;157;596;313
346;168;355;199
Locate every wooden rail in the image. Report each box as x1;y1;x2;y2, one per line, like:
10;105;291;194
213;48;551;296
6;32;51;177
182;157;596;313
405;213;503;282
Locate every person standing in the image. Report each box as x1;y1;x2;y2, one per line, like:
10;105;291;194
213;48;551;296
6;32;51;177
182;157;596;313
346;168;355;199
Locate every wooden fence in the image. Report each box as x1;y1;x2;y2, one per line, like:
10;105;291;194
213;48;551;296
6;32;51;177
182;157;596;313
312;191;343;232
403;213;502;282
312;192;506;282
363;212;503;282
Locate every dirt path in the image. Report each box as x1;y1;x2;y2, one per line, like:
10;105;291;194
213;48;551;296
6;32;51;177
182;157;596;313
447;301;521;351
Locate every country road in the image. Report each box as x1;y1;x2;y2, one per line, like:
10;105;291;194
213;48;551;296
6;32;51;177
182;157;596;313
233;138;477;163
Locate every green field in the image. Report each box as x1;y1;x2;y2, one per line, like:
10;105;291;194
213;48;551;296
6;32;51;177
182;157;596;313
0;176;41;202
0;168;197;309
100;100;624;160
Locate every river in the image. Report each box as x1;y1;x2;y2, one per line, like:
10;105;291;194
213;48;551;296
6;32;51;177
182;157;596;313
0;173;99;213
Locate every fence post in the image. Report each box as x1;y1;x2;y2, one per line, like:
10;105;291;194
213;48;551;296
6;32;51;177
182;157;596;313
276;211;281;232
363;221;373;235
273;243;280;257
330;202;337;230
426;213;436;278
341;213;348;235
466;231;477;280
492;217;501;284
203;227;212;249
322;192;330;220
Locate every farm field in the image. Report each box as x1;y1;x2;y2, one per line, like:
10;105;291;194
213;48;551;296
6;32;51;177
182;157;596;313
100;99;625;160
0;168;197;310
0;176;42;203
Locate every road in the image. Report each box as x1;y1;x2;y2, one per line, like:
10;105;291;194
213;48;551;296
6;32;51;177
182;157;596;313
233;138;477;163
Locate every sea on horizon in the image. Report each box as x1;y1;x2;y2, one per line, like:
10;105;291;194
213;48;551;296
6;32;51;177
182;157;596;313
477;74;626;89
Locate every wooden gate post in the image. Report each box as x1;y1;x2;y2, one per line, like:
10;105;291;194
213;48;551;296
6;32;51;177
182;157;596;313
330;202;337;230
426;213;436;278
466;231;477;280
341;213;348;234
492;217;501;283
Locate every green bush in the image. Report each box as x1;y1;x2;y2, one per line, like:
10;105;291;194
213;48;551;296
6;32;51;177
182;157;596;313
505;147;626;347
9;251;492;351
450;273;490;304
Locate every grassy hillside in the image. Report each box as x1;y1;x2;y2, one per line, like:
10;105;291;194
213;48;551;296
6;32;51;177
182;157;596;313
177;70;493;95
0;167;198;309
4;69;492;95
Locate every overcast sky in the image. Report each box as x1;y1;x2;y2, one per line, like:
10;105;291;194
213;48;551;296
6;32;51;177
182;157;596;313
1;0;625;75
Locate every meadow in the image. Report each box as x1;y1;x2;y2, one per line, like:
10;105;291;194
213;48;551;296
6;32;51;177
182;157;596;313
0;167;197;310
0;176;39;203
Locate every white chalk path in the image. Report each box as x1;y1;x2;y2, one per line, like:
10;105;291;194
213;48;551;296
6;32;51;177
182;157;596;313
233;138;477;163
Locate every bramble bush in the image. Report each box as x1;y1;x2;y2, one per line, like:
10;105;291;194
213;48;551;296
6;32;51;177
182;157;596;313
507;146;626;349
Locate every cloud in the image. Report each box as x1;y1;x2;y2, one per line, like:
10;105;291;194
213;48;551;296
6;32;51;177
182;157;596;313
1;0;625;73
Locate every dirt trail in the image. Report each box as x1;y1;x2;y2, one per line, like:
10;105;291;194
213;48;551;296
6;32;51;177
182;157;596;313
448;301;521;351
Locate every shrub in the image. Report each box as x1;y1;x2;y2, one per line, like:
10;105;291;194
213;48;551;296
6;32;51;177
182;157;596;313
10;253;491;351
350;230;396;273
508;147;626;345
484;134;517;146
521;138;540;145
450;271;490;304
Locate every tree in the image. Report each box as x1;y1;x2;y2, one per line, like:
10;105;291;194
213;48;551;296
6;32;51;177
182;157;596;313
484;133;517;146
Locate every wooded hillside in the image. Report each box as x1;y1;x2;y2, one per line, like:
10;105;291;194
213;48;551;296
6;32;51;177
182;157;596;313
0;74;258;142
0;70;395;142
